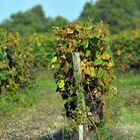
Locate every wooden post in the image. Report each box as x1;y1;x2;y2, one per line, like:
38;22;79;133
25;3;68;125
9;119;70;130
72;52;85;112
79;125;84;140
72;52;82;80
72;52;86;140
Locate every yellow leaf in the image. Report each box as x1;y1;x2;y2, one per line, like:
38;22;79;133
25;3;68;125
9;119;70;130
97;28;102;37
102;52;111;60
6;85;10;88
108;60;114;67
84;66;96;77
51;56;57;63
116;50;121;56
67;28;74;34
58;80;65;91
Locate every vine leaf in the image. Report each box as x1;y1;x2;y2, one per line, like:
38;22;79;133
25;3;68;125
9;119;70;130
67;28;74;34
86;50;91;57
58;80;65;91
84;66;96;77
108;60;114;67
97;67;104;78
94;59;103;65
83;40;89;48
102;52;111;60
51;56;57;63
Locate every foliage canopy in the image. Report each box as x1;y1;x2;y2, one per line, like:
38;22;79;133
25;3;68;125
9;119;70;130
0;5;68;36
52;21;115;125
0;28;34;96
79;0;140;33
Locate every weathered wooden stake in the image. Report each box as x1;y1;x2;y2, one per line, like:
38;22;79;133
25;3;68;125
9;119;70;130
72;52;86;140
79;125;84;140
72;52;86;113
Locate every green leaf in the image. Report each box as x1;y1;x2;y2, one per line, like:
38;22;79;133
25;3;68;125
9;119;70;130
80;51;85;57
51;56;57;63
63;65;69;73
90;67;96;77
105;37;111;45
76;23;83;30
86;50;91;57
82;40;89;48
94;59;103;65
97;68;104;78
